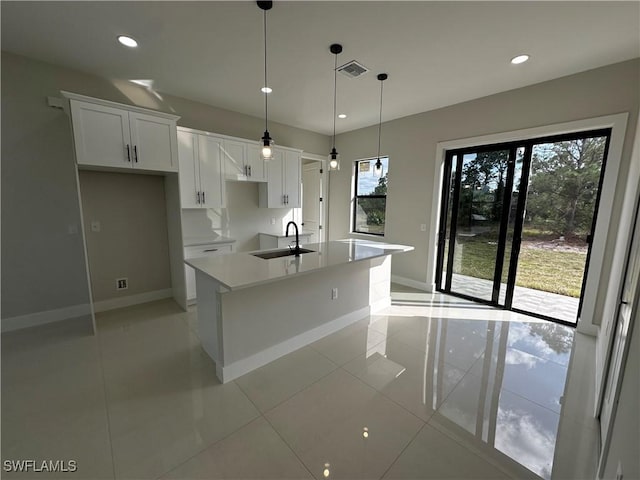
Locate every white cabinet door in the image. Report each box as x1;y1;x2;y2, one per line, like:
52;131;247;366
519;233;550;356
177;130;200;209
70;100;131;168
222;138;247;179
247;144;267;182
263;149;285;207
129;112;177;172
284;150;301;208
258;148;301;208
198;135;226;209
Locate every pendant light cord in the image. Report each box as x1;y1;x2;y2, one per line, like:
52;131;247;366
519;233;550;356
263;9;268;132
377;78;384;161
332;53;337;149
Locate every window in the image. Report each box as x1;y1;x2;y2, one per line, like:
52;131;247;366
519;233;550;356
352;157;389;235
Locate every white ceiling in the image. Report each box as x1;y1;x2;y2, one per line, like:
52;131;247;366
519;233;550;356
2;1;639;135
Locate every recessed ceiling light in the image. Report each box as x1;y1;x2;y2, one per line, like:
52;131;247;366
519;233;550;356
511;54;529;65
117;35;138;48
261;86;272;93
338;114;347;119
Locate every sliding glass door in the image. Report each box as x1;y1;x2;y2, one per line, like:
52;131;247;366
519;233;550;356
436;130;611;325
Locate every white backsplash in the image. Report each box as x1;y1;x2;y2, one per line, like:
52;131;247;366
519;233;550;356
182;182;301;252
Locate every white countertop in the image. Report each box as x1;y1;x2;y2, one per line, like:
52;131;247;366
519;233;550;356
185;239;413;291
183;235;236;247
259;231;314;239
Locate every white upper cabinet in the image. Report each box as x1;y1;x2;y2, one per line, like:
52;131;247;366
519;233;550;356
283;149;302;208
129;112;176;171
69;101;132;169
259;147;302;208
177;128;226;209
223;139;267;182
198;135;226;209
177;130;200;208
65;92;179;173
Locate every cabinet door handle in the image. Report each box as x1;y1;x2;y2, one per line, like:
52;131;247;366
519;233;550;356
196;191;201;204
202;191;206;204
134;145;139;163
248;165;252;176
126;144;131;162
203;248;218;252
244;165;247;176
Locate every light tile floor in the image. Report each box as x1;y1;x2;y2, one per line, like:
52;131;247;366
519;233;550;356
1;287;598;479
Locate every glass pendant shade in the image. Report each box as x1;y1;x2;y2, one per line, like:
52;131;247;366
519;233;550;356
261;130;273;160
328;148;340;171
373;158;383;177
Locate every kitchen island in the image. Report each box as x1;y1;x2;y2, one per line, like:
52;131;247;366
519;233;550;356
186;239;413;382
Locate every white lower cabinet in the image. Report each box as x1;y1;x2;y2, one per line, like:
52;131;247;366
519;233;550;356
185;243;233;303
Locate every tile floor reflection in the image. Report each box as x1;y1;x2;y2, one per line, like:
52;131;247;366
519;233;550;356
1;288;597;479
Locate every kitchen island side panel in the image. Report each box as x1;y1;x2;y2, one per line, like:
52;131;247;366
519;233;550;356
219;260;372;365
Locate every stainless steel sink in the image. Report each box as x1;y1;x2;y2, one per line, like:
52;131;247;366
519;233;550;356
251;248;314;260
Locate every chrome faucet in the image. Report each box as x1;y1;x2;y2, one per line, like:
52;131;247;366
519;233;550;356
285;221;301;257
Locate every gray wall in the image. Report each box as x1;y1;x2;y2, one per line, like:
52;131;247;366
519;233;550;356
329;59;639;303
1;51;330;321
78;171;171;302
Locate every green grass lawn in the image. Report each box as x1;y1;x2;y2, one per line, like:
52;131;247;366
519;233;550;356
453;238;585;297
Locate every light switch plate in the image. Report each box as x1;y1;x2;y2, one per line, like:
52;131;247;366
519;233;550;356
91;220;101;232
420;224;427;231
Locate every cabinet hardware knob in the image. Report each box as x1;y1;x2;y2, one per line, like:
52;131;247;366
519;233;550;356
126;144;131;162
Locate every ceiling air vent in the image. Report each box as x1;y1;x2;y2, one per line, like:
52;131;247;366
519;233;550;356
337;60;369;79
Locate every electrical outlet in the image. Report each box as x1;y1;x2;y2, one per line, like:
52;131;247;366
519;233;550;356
331;287;338;300
91;220;101;232
420;224;427;232
270;217;276;225
116;278;128;290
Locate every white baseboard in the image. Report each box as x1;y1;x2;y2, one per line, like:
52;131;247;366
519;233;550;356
1;303;91;332
217;305;370;383
391;275;433;292
93;289;173;313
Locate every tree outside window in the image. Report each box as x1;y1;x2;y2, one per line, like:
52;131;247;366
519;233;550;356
353;158;389;235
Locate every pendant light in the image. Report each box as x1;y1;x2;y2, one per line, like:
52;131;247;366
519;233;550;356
328;43;343;171
258;1;273;160
373;73;387;177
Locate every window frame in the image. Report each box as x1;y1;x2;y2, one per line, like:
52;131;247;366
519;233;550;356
352;157;389;237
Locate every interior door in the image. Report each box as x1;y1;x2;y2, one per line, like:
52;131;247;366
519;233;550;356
597;196;640;476
302;162;322;243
